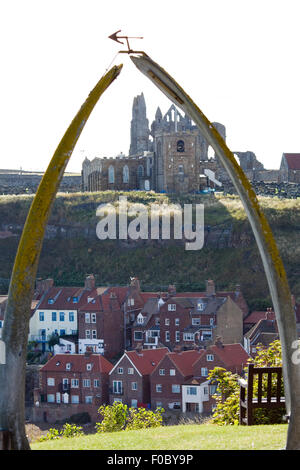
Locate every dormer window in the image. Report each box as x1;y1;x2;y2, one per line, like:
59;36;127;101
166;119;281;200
86;363;92;371
66;363;71;370
48;299;54;304
72;297;78;304
168;304;176;311
137;314;144;324
197;302;204;311
128;298;135;306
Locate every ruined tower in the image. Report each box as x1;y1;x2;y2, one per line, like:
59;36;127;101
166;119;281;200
129;93;150;156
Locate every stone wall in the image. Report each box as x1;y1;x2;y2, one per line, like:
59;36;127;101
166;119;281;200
0;171;81;195
222;181;300;198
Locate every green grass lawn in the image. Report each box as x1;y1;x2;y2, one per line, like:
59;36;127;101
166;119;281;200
31;423;288;451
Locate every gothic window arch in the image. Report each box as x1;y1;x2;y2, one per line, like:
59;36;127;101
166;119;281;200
123;165;129;183
108;165;115;184
137;165;144;178
177;140;185;153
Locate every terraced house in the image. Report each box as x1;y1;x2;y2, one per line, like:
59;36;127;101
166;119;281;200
33;350;113;423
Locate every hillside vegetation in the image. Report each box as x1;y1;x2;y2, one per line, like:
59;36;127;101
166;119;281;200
1;191;300;308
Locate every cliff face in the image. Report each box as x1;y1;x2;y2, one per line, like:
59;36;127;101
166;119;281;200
0;192;299;307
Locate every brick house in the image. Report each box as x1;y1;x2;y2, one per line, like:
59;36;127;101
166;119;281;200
150;349;204;411
108;347;169;408
244;318;279;357
78;286;128;360
131;280;246;351
151;340;250;414
33;351;113;423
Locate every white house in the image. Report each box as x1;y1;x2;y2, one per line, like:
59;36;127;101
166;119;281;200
182;379;210;413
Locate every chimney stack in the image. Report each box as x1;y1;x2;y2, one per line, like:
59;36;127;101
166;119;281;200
84;346;93;358
35;278;54;294
85;274;95;290
214;336;223;348
168;284;176;296
206;280;215;296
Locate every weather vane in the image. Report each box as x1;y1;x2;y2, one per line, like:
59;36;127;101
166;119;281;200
108;30;145;54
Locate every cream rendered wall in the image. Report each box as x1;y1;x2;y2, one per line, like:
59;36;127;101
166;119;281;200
29;309;78;342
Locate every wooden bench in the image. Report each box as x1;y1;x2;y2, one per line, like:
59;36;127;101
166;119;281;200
239;363;286;425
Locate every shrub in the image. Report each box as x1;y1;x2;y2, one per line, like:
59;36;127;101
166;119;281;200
96;402;128;433
126;407;165;430
38;428;60;442
61;423;83;438
96;403;165;433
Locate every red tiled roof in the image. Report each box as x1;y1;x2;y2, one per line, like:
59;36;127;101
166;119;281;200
283;153;300;170
37;286;92;310
41;353;113;374
244;310;275;324
167;350;205;376
126;348;169;375
208;344;250;367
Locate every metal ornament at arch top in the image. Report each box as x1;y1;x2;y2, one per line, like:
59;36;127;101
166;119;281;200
130;53;300;449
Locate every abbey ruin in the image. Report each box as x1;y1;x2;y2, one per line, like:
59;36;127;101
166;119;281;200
81;93;300;195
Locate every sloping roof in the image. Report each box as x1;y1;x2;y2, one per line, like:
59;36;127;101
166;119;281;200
283;153;300;170
208;343;250;367
245;318;278;340
167;350;205;376
125;348;169;375
244;310;275;324
41;353;113;374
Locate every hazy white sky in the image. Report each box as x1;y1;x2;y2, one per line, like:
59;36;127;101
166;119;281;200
0;0;299;173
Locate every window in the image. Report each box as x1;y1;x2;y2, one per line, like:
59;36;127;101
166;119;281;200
204;386;209;395
206;354;214;361
83;379;91;388
177;140;185;152
131;399;138;408
175;331;180;342
47;394;55;403
66;363;71;370
52;312;57;321
91;313;96;323
39;312;44;322
131;382;137;391
123;165;129;183
118;367;123;374
62;378;69;390
187;386;197;395
94;379;100;388
197;302;204;311
92;330;97;339
113;381;122;394
86;363;92;371
159;369;165;376
134;331;143;341
128;368;134;375
175;318;180;326
201;368;208;377
72;297;78;304
71;395;79;404
69;312;74;322
210;318;214;326
108;165;115;184
170;369;176;376
137;165;144;178
56;392;61;403
71;379;79;388
0;321;2;328
183;332;194;341
156;401;163;408
47;378;55;386
59;312;65;322
137;314;144;324
165;318;170;326
48;299;54;304
192;318;200;326
85;330;91;339
178;164;184;174
168;304;176;311
172;384;180;393
155;318;160;326
85;313;90;323
60;329;65;336
165;331;170;342
156;384;162;393
85;396;93;404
